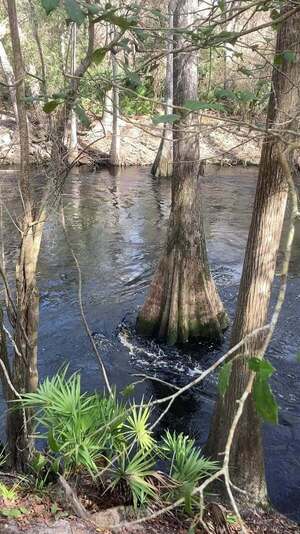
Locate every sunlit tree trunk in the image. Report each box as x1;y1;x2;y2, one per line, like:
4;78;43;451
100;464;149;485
102;88;113;132
152;0;174;178
69;22;78;162
137;0;228;345
109;41;121;166
0;24;18;120
206;3;300;504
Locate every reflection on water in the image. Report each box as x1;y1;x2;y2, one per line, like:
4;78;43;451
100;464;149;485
0;165;300;521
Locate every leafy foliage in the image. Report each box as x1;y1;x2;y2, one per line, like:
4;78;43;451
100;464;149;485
123;403;155;451
21;372;216;510
0;482;18;502
249;358;278;424
41;0;59;15
160;431;218;513
108;449;159;509
218;361;232;397
152;113;180;124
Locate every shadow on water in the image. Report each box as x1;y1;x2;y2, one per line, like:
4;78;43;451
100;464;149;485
0;165;300;521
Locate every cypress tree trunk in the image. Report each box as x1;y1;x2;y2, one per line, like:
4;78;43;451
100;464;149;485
152;0;174;178
137;0;228;345
206;3;300;504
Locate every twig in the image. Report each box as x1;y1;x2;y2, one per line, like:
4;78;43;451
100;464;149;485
57;475;89;520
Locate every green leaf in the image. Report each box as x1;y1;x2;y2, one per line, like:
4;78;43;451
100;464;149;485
270;9;280;20
236;90;257;103
87;4;100;15
75;104;91;128
51;457;61;474
92;48;108;65
0;507;27;518
43;100;61;113
64;0;86;25
184;100;225;112
31;452;47;473
121;383;135;398
19;507;29;514
227;514;238;525
42;0;59;15
51;502;59;515
248;357;275;380
125;70;141;88
238;66;252;77
152;114;180;125
253;377;278;424
101;12;137;30
48;430;60;453
214;87;236;100
218;0;225;12
213;31;239;45
218;361;232;397
274;50;297;65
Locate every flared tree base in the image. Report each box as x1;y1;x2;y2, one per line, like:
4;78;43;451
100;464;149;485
137;309;229;345
136;251;229;346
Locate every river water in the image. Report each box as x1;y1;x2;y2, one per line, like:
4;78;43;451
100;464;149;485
1;165;300;521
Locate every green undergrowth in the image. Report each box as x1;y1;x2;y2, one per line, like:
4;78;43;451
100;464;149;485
17;370;218;512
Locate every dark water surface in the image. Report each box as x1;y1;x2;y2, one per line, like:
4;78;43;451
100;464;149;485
1;165;300;521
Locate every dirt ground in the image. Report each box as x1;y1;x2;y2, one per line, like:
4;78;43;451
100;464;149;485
0;475;298;534
0;112;261;167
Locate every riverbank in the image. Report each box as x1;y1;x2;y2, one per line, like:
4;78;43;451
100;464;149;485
0;480;299;534
0;113;261;168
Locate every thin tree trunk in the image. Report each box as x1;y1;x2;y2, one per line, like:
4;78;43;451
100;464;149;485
222;1;240;89
6;0;42;470
109;42;121;166
0;31;18;120
206;3;300;504
136;0;228;345
28;0;48;98
152;0;174;178
102;88;113;132
69;22;78;162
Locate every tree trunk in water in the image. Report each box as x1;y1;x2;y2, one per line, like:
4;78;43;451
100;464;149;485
109;43;121;166
206;3;300;505
136;0;228;345
152;0;174;178
6;0;42;470
69;23;78;162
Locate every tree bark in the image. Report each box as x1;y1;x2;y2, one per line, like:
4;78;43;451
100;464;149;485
109;41;121;166
3;5;95;471
206;3;300;505
6;0;42;470
136;0;228;345
69;23;78;162
152;0;174;178
0;23;18;120
102;88;113;132
28;0;48;99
